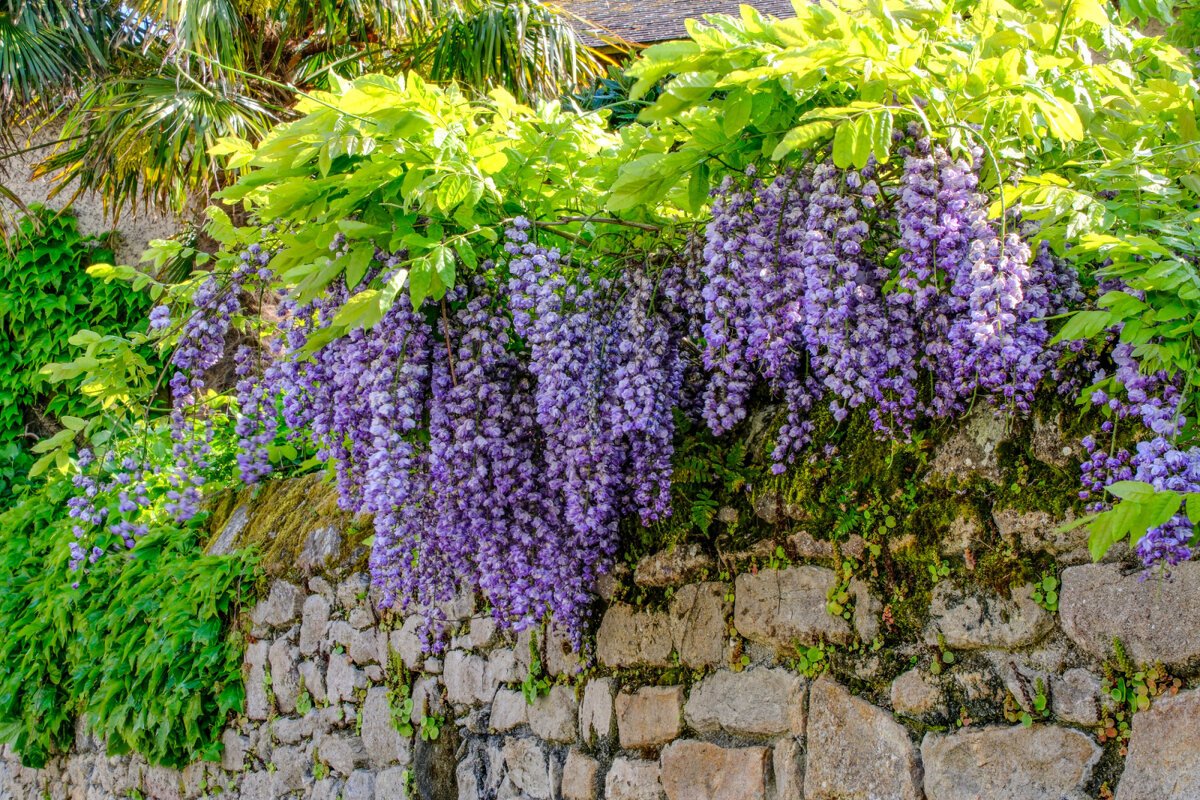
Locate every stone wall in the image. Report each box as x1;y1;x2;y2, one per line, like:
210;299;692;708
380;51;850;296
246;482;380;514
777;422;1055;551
4;438;1200;800
2;123;183;265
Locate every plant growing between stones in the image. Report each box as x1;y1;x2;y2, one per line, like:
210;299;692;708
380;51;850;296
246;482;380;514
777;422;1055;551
1030;571;1060;613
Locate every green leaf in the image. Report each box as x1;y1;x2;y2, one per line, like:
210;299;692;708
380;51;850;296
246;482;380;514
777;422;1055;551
723;91;754;138
772;121;836;161
1052;310;1113;343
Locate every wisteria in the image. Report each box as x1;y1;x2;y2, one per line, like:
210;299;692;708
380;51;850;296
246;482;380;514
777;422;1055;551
699;135;1081;471
127;143;1199;639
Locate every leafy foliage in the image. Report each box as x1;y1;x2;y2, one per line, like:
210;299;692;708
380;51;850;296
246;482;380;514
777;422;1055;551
0;468;255;768
0;207;153;501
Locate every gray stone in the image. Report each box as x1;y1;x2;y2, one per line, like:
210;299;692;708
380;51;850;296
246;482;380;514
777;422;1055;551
774;737;804;800
411;676;444;727
439;590;476;622
562;750;599;800
312;778;344;800
529;684;578;743
1060;562;1200;669
309;576;335;600
503;737;552;800
921;724;1101;800
804;677;923;800
299;659;327;704
350;628;381;666
851;578;882;642
336;574;371;609
269;639;302;714
660;740;771;800
273;716;313;745
318;733;368;777
444;650;496;706
596;604;673;668
928;408;1007;483
668;582;731;668
633;543;714;587
245;641;272;720
616;685;684;749
327;620;356;651
1116;687;1200;800
376;766;411;800
890;668;944;717
252;581;305;629
545;622;585;678
488;647;522;684
300;594;331;657
362;687;411;768
327;652;367;703
145;765;182;800
734;566;853;653
270;745;307;793
343;770;375;800
604;758;665;800
297;526;343;573
1052;668;1102;726
490;688;528;732
993;508;1084;559
1031;413;1075;469
208;505;249;556
924;582;1052;650
221;730;246;772
684;667;805;737
939;515;980;557
413;715;461;800
391;617;425;671
451;615;498;652
240;771;277;800
349;607;377;630
580;677;616;744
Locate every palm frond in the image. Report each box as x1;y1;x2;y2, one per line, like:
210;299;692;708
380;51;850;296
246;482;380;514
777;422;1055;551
414;0;605;101
34;61;276;217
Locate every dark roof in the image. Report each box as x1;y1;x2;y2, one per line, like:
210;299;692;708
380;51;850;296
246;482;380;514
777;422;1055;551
555;0;798;47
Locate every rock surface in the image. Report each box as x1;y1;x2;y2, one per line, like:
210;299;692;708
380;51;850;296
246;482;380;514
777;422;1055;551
597;604;674;668
890;668;944;717
925;582;1052;650
659;740;771;800
734;566;853;652
1059;562;1200;668
616;686;684;749
804;677;923;800
921;725;1101;800
1116;687;1200;800
633;543;714;587
684;667;805;736
668;581;731;668
604;758;665;800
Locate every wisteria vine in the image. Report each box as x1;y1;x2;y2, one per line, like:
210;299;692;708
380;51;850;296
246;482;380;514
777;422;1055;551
66;140;1197;643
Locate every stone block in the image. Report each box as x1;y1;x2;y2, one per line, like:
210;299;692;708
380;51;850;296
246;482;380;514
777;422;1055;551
774;737;804;800
804;677;922;800
502;737;553;800
300;594;331;657
1060;563;1200;669
244;641;271;720
890;668;944;717
362;686;411;768
669;581;731;668
734;567;853;653
580;677;616;744
376;766;411;800
633;543;714;587
561;750;600;800
251;581;304;629
327;652;367;703
604;758;665;800
1052;668;1102;726
299;659;327;704
529;685;578;743
318;733;369;777
269;639;302;714
443;650;496;706
391;616;425;671
1116;687;1200;800
616;685;684;749
924;582;1052;650
684;667;805;736
597;604;673;668
660;740;771;800
922;724;1101;800
489;689;528;732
